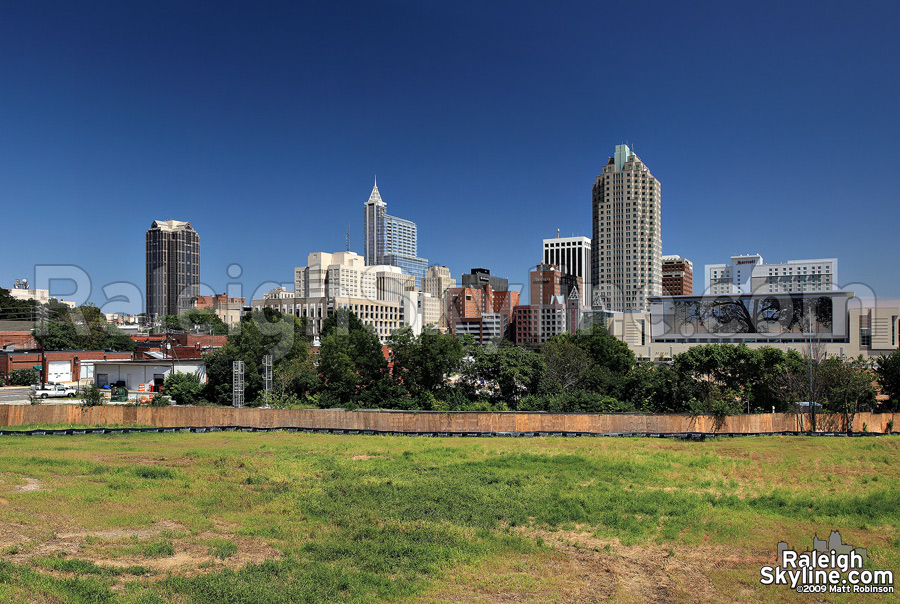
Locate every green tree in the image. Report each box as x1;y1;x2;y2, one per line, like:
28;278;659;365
388;326;464;398
321;308;366;338
820;356;877;433
459;344;545;406
271;355;321;406
623;362;677;413
570;324;635;374
201;310;311;405
159;309;229;335
672;345;746;416
875;349;900;410
202;348;235;405
542;335;593;390
771;349;809;412
32;304;135;352
671;344;788;413
0;287;39;320
318;325;395;408
159;315;184;332
34;319;79;350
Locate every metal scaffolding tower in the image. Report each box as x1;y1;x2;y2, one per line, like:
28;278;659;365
262;354;273;408
232;360;244;408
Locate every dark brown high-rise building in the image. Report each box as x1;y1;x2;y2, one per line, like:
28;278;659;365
661;255;693;296
146;220;200;320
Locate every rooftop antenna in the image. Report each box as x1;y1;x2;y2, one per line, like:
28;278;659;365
557;228;560;238
346;224;350;251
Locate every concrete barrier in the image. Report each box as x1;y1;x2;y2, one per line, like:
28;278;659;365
0;405;895;435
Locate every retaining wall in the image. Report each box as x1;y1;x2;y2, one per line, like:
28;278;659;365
0;405;895;435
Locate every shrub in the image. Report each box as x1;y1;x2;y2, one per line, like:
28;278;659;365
163;372;202;405
149;393;171;407
81;384;103;407
9;369;39;386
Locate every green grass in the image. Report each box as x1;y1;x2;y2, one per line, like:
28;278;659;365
0;423;157;431
118;538;176;558
0;432;897;603
208;538;237;559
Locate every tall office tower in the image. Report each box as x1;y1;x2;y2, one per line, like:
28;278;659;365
591;144;661;311
543;235;591;306
661;255;693;296
363;179;428;287
422;265;456;331
146;220;200;320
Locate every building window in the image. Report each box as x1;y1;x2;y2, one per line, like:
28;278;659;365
860;328;872;347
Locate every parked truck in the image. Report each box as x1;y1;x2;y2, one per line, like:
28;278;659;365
30;384;77;399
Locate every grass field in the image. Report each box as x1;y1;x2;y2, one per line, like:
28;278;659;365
0;432;897;603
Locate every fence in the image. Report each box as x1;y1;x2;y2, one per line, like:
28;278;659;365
0;405;895;435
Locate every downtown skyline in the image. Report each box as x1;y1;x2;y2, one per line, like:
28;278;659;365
1;1;899;312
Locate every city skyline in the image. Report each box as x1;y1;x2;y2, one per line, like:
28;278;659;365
1;2;898;311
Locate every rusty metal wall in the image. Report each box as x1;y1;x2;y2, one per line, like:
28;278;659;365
0;405;895;434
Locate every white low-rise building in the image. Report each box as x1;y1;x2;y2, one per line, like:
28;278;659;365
705;255;837;295
90;359;206;400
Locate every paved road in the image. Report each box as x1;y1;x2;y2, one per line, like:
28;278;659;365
0;387;83;405
0;388;31;405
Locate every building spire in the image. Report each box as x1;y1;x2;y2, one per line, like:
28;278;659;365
366;176;383;205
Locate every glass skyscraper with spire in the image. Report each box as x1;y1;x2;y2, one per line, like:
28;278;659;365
363;179;428;287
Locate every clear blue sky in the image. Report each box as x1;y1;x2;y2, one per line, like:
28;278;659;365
2;0;898;312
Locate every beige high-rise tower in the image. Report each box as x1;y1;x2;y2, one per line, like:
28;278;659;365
591;145;661;311
422;265;456;331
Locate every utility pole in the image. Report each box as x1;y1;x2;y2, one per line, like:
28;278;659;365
39;305;47;387
807;312;816;434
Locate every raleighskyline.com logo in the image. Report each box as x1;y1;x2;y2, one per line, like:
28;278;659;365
760;531;894;594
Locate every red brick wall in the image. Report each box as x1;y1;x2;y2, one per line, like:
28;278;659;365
0;332;37;350
1;351;132;382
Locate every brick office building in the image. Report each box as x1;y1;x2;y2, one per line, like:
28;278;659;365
661;255;693;296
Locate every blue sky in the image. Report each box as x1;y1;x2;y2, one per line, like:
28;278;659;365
1;1;898;312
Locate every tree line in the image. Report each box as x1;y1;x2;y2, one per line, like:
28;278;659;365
192;308;899;417
0;288;134;353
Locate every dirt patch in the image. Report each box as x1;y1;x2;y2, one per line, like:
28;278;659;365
90;454;170;464
14;478;47;492
352;454;374;460
92;533;280;577
417;526;769;604
0;517;280;582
